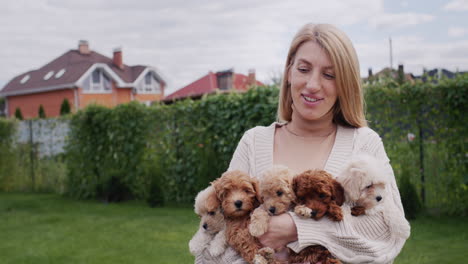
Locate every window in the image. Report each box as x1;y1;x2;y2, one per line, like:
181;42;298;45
83;69;112;93
138;72;161;93
44;71;54;80
55;68;66;79
20;74;30;84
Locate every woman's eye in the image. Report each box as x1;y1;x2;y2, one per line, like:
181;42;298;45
298;67;309;73
208;211;215;216
324;73;335;79
276;190;283;197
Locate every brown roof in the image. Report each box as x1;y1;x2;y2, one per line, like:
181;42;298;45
1;49;150;96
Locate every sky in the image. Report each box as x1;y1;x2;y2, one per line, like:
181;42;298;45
1;0;467;95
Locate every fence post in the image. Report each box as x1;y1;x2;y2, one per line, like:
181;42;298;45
28;120;35;190
417;116;425;205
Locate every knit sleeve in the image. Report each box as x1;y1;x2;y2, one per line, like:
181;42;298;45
227;130;254;174
288;128;410;264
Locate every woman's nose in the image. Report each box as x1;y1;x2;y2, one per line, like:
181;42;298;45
305;71;321;92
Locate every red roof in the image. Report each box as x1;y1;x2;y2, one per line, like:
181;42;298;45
165;71;263;101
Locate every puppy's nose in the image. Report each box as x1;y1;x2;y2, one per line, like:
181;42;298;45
202;223;208;230
234;200;243;208
376;196;382;202
311;210;317;218
269;207;276;214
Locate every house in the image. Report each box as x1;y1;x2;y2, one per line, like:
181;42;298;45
364;64;415;84
415;68;467;82
0;40;165;118
164;69;263;102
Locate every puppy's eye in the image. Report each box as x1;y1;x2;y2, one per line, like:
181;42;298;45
276;190;283;197
208;211;215;216
319;193;326;199
366;184;373;189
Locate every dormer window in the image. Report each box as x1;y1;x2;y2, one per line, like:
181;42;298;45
83;69;112;93
20;74;30;84
55;68;66;79
137;72;161;93
44;71;54;80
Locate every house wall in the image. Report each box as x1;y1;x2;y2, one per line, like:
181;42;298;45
7;89;75;119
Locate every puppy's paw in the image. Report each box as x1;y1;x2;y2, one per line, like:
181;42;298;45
294;205;312;218
257;247;275;262
249;208;270;237
252;254;268;264
208;242;226;257
351;205;366;216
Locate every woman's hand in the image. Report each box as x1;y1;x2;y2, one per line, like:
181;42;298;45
258;213;298;250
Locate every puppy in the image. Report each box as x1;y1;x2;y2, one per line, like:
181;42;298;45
249;165;296;238
337;154;410;239
189;186;246;264
212;170;275;264
290;170;344;264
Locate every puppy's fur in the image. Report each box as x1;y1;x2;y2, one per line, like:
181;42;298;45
189;186;235;262
249;165;296;237
290;170;344;264
337;154;410;239
212;170;275;264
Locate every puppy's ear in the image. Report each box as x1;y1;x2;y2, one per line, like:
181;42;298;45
332;180;345;206
205;187;220;212
252;178;263;205
211;177;225;201
339;168;365;201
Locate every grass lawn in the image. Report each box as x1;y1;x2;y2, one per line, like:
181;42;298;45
1;193;467;263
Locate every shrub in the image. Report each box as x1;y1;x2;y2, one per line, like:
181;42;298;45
399;170;423;220
38;105;46;118
60;99;71;116
15;108;23;120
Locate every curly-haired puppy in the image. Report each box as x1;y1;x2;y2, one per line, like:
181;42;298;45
189;186;246;263
249;165;296;238
337;154;410;239
212;170;276;264
289;170;344;264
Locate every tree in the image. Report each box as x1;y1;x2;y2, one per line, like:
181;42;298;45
14;107;23;120
38;105;46;118
60;98;71;116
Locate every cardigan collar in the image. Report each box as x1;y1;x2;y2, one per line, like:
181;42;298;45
255;122;355;178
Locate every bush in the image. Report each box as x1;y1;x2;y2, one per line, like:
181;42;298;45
15;108;23;120
399;170;423;220
60;99;71;116
0;118;17;191
38;105;46;118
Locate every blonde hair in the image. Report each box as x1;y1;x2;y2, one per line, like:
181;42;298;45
278;23;366;128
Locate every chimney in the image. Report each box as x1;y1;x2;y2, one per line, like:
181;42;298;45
113;47;123;69
368;68;373;77
247;69;256;87
78;40;90;54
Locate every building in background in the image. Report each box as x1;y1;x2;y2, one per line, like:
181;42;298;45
164;69;263;102
0;40;165;118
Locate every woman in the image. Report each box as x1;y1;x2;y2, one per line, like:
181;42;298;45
228;23;410;263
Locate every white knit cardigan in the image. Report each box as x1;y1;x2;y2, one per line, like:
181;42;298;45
227;122;410;264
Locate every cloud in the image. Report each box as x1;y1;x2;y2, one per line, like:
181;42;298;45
368;13;434;31
443;0;468;11
0;0;465;96
357;35;468;76
448;27;468;37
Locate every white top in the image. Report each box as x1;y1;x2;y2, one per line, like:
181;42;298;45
228;122;410;264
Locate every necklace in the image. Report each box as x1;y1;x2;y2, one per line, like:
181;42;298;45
283;124;336;139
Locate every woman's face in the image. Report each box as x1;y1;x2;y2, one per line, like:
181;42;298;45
288;40;338;122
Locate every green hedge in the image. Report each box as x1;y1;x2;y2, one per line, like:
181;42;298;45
63;76;467;215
